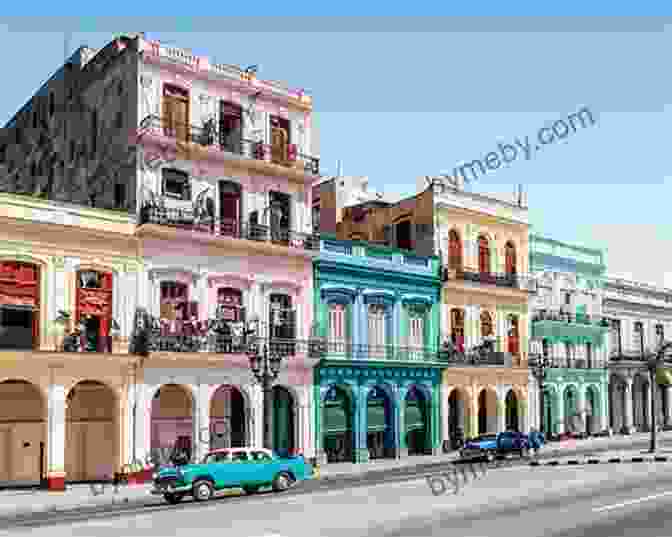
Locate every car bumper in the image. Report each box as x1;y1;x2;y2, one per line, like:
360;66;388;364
150;483;192;495
459;449;491;460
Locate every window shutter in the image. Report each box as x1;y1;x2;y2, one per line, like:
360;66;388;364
287;309;296;339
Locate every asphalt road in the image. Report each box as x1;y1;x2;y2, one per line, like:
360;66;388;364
1;460;672;536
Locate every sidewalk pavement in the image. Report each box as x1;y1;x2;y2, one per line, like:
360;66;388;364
1;430;670;521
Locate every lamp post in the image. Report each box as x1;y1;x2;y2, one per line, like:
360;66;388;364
647;341;672;453
246;317;284;450
532;354;551;435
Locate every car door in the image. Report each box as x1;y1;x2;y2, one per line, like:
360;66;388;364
210;451;231;488
250;450;276;484
228;450;251;486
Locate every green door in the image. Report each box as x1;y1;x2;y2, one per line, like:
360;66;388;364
405;388;427;455
273;386;294;452
323;387;353;463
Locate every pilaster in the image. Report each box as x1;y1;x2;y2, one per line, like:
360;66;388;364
47;376;66;491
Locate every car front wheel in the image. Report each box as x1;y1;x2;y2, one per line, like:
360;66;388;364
484;450;495;463
193;480;214;502
272;472;292;493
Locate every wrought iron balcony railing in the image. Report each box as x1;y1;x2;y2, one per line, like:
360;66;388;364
437;338;510;366
528;353;608;370
316;341;444;363
442;267;537;292
138;115;320;175
532;309;611;327
138;205;320;251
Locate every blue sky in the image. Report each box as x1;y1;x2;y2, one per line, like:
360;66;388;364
1;14;670;287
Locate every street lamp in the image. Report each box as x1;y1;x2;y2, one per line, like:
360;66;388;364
246;316;284;450
647;340;672;453
532;354;552;435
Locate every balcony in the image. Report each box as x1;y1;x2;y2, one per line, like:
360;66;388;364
531;309;610;346
138;205;320;251
317;341;445;364
437;338;512;366
137;115;320;175
442;267;537;292
528;354;608;370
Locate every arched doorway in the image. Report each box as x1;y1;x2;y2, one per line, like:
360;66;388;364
66;380;116;481
323;385;353;463
505;390;519;431
0;380;45;483
405;386;429;456
0;261;41;350
632;374;648;431
151;384;193;466
585;386;599;435
218;180;241;237
367;385;394;460
451;308;465;353
272;386;295;454
448;388;466;446
564;386;578;433
210;385;247;450
478;388;497;434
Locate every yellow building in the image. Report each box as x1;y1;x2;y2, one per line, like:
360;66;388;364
0;192;142;489
428;178;535;442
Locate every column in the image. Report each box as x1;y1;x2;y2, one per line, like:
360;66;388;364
47;375;66;491
392;299;401;350
555;387;565;435
196;273;208;321
495;387;505;433
52;257;66;350
441;383;450;449
397;385;408;458
644;381;652;431
600;382;609;432
355;293;364;359
299;397;313;458
354;386;369;463
665;386;672;427
193;383;210;462
431;383;441;455
623;378;634;434
251;383;264;449
576;386;586;435
129;378;150;467
441;302;449;344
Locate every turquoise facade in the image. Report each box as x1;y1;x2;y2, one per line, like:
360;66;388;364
313;238;444;463
529;234;610;435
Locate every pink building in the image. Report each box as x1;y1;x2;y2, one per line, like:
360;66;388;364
129;35;320;462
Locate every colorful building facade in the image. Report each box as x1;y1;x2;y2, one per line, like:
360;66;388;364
313;237;443;464
0;192;141;489
430;178;535;442
130;35;321;464
527;235;610;436
603;277;672;433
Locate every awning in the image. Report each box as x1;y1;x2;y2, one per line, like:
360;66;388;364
532;320;608;346
657;368;672;386
405;401;426;432
323;400;351;434
367;401;388;433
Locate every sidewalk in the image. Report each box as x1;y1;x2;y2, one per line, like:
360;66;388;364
1;431;670;521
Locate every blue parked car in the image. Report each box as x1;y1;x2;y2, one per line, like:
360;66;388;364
460;431;536;461
151;447;313;504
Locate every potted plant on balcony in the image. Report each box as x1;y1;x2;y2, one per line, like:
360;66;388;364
53;310;72;351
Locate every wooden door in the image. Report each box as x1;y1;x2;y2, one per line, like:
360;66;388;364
163;85;189;142
0;428;10;481
271;127;287;162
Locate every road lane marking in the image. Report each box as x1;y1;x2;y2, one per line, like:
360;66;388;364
592;490;672;512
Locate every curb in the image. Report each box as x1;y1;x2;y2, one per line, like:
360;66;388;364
530;456;670;466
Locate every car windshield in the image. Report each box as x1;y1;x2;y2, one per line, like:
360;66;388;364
202;451;228;464
473;434;498;442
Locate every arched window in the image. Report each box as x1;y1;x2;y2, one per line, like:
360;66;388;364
451;308;465;352
328;303;346;342
505;241;517;275
478;235;490;275
480;311;493;337
160;281;188;321
448;229;462;271
217;287;243;322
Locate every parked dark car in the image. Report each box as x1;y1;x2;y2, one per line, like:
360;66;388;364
460;431;532;461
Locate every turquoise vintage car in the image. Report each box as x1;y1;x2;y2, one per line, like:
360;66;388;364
151;447;313;504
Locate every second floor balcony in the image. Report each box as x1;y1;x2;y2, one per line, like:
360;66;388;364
437;337;515;367
528;353;608;370
531;308;610;346
138;205;320;251
316;340;445;364
442;267;537;292
138;115;320;176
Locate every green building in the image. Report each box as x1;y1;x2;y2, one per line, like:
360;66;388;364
528;235;610;436
313;237;444;464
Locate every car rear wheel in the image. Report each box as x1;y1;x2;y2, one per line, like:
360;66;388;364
272;472;292;493
164;492;184;504
484;450;495;463
193;480;214;502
